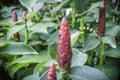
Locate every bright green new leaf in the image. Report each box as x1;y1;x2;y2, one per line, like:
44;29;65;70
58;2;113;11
71;31;81;47
102;35;116;48
0;42;38;55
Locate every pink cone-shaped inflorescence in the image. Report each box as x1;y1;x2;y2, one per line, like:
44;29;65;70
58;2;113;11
13;10;19;39
96;0;106;37
47;63;57;80
22;12;27;22
57;18;72;71
13;10;18;22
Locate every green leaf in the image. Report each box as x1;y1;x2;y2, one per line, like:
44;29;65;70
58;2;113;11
89;1;103;10
8;63;29;78
19;0;37;10
23;72;40;80
70;66;109;80
102;35;116;48
48;42;57;60
33;63;48;75
73;0;89;14
105;45;120;58
0;42;38;55
7;24;25;40
33;2;44;11
12;50;49;64
0;39;7;47
51;0;69;13
49;31;58;43
71;31;81;47
29;23;58;34
39;0;56;3
106;25;120;37
0;21;12;27
83;36;101;52
72;49;87;67
95;65;118;80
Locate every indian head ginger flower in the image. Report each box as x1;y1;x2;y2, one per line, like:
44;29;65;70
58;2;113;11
57;18;72;71
96;7;106;37
13;10;18;22
13;10;19;40
47;63;57;80
96;0;106;37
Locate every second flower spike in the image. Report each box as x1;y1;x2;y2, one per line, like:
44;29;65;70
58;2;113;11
47;63;57;80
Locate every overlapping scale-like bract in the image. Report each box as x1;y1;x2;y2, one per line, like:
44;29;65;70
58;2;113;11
57;18;72;71
47;63;56;80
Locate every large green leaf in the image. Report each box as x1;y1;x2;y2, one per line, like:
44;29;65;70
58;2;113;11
33;63;48;75
11;50;49;64
51;0;69;13
48;42;57;60
19;0;37;10
23;72;40;80
7;24;25;40
33;2;44;11
29;23;58;34
73;0;89;14
83;36;101;52
102;35;116;48
95;65;118;80
8;63;29;78
70;66;109;80
0;42;38;55
39;0;56;3
105;45;120;58
72;49;87;67
0;21;12;27
106;25;120;37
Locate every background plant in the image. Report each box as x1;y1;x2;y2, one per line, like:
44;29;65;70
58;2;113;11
0;0;120;80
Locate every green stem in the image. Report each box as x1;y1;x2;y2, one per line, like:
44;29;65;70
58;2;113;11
87;51;93;66
61;71;71;80
99;41;105;65
112;1;120;22
71;2;75;28
80;18;85;47
24;24;29;44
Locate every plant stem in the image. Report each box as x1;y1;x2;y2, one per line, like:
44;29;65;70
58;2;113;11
24;24;29;44
61;71;71;80
80;18;85;47
99;41;105;65
112;1;120;22
71;2;75;28
87;51;93;66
